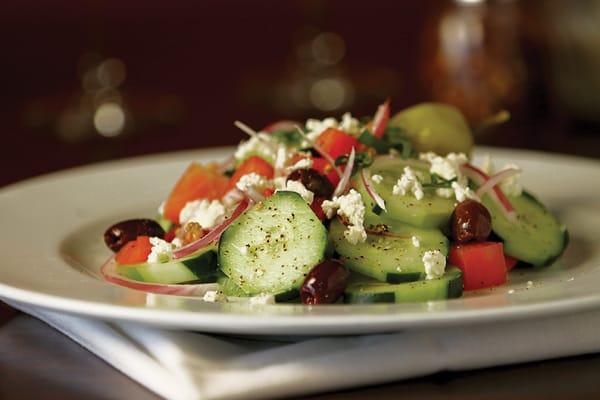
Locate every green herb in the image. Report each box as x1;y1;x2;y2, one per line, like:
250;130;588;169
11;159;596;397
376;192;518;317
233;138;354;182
270;129;304;147
335;152;373;170
384;126;415;159
358;130;389;154
422;174;456;189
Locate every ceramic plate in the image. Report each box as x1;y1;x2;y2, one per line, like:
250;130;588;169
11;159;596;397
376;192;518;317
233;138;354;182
0;147;598;335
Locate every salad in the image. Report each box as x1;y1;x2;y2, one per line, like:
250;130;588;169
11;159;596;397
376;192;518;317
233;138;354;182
101;101;568;305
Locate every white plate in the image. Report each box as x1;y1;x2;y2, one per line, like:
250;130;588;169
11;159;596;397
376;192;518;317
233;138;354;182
0;147;598;335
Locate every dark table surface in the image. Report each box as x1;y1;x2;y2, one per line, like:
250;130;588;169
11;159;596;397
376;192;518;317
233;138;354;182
2;302;600;400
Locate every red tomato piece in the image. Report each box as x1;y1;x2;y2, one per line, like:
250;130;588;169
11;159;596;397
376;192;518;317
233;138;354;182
310;196;328;221
449;242;507;291
163;163;229;224
312;157;340;188
228;155;274;191
115;236;152;265
315;128;360;159
504;255;519;271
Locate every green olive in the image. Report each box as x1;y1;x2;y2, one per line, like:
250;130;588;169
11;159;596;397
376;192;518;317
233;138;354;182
388;103;474;156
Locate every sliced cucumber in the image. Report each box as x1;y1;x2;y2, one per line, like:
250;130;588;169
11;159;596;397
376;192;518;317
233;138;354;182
353;157;455;229
217;274;300;302
344;267;463;304
155;214;174;232
218;191;328;296
482;191;567;266
329;218;448;283
116;245;218;284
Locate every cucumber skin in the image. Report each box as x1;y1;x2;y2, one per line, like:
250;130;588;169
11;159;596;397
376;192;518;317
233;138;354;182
483;191;567;267
344;268;463;304
218;191;328;296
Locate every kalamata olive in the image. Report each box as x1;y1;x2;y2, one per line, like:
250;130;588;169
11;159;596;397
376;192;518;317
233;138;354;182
451;199;492;243
104;219;165;252
288;168;334;198
300;260;350;305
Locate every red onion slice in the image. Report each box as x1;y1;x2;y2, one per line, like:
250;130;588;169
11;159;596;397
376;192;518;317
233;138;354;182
476;167;521;198
218;155;235;174
263;120;301;133
371;98;390;138
101;257;218;296
461;163;517;221
361;168;386;211
333;147;356;197
173;200;250;259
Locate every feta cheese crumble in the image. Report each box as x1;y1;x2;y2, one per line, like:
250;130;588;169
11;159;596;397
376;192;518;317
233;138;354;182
321;189;367;244
422;250;446;280
420;152;468;181
451;181;480;203
203;290;227;303
499;163;523;196
277;180;314;204
286;158;313;174
179;199;226;229
305;112;361;142
236;173;270;194
371;174;383;184
147;237;175;264
392;166;424;200
411;236;421;248
234;133;277;162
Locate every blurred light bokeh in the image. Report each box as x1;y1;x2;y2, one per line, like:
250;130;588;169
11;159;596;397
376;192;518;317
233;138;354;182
1;0;600;186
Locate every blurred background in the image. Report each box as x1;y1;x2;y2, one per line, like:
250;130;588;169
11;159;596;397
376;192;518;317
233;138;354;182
2;0;600;187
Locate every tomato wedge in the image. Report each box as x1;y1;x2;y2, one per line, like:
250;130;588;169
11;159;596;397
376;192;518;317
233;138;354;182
505;255;519;271
163;163;229;224
449;242;507;290
227;155;274;191
115;236;152;265
315;128;360;159
312;157;341;187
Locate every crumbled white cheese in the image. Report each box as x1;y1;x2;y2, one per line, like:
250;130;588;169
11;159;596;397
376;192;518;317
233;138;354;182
371;174;383;184
322;189;367;245
499;163;523;196
179;199;226;229
272;176;287;190
286;158;313;174
203;290;227;303
234;133;277;161
274;145;291;172
236;173;270;194
451;181;480;203
422;250;446;280
249;293;276;305
147;237;175;264
420;152;468;181
277;180;314;204
305;112;361;142
392;166;424;200
171;238;183;249
435;188;454;198
411;236;421;248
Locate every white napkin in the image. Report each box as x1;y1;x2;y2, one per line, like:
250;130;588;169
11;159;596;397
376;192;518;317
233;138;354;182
11;303;600;400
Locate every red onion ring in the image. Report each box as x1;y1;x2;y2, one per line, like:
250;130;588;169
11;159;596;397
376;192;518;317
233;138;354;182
361;168;386;211
371;98;390;138
461;163;517;221
476;167;521;198
173;200;250;259
333;147;356;197
263;120;301;133
101;257;218;296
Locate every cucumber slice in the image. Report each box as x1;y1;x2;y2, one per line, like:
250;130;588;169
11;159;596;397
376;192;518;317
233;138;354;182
218;191;328;296
329;218;448;283
216;274;300;302
116;245;218;284
344;267;463;304
353;157;455;229
482;191;567;266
